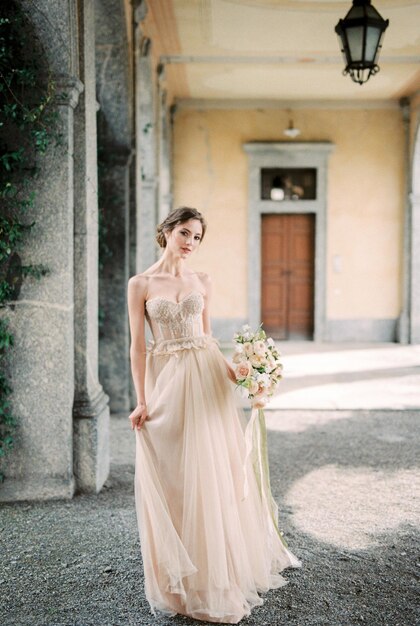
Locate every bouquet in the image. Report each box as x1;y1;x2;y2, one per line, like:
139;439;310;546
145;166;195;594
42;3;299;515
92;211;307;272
232;324;283;407
232;324;287;546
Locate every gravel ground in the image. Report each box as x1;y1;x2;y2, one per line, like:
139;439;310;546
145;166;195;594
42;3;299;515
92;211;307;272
1;408;419;626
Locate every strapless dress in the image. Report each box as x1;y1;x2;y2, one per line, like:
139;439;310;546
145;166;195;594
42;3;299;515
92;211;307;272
134;291;300;623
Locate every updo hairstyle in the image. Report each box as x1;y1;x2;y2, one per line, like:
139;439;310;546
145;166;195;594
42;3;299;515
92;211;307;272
156;207;207;248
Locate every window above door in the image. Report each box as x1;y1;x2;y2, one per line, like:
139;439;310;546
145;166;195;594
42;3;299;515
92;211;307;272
261;167;317;201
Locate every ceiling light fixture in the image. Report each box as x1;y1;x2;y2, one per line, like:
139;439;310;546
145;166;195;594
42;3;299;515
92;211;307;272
283;119;301;139
335;0;389;85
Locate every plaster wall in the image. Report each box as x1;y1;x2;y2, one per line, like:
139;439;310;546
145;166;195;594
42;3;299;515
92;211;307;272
173;107;405;332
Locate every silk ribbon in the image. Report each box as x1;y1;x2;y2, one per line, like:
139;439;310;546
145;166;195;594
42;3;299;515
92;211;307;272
243;407;288;547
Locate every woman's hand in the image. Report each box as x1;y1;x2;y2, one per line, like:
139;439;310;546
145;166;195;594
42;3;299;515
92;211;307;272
225;359;237;384
128;402;148;431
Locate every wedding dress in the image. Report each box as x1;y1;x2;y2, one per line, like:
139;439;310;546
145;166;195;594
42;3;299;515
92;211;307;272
134;290;300;623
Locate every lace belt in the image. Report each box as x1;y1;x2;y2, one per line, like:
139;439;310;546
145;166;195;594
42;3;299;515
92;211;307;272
146;334;219;357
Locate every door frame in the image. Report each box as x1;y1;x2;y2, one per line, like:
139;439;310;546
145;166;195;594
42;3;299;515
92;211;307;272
243;142;334;341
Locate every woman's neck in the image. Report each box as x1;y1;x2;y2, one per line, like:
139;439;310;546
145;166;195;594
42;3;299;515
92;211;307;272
155;250;187;277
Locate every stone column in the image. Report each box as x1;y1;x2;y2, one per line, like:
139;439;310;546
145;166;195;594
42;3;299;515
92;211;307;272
135;5;158;271
128;154;138;409
397;98;411;343
72;0;110;494
158;67;173;222
0;77;82;502
98;149;133;412
94;0;135;412
410;192;420;343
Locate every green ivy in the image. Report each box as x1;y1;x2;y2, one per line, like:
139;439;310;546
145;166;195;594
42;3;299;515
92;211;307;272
0;4;56;482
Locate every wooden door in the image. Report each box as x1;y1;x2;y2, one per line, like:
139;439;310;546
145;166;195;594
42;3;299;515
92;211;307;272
261;214;315;340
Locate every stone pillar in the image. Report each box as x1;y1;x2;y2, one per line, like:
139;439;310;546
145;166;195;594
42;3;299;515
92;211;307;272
397;98;411;343
98;149;133;412
135;4;158;271
95;0;134;411
410;192;420;343
72;0;110;493
158;70;173;222
0;77;82;502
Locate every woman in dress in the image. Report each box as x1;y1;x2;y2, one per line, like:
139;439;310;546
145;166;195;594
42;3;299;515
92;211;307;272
127;207;300;623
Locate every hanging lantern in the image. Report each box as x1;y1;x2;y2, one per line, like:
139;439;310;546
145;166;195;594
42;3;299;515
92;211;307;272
335;0;389;85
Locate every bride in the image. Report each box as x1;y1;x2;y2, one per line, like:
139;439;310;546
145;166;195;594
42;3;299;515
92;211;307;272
127;206;300;623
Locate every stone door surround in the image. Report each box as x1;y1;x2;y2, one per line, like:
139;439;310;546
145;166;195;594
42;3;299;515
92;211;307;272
243;141;334;341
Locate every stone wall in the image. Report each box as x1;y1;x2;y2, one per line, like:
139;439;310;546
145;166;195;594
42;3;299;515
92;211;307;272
0;0;162;501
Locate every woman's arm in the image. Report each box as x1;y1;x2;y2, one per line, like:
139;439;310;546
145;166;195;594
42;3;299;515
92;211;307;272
201;272;212;336
127;275;148;430
201;272;236;383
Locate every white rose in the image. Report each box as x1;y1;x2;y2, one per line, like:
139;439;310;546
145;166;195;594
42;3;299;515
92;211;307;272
253;340;266;357
243;342;254;356
249;378;259;395
250;354;264;368
257;372;270;387
266;355;276;369
232;351;244;364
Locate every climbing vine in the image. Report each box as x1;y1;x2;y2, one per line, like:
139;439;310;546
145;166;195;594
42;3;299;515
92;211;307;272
0;3;57;481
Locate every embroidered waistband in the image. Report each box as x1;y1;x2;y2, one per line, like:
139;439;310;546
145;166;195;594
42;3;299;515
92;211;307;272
146;334;219;356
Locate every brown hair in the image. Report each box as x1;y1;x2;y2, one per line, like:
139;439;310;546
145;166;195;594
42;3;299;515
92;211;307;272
156;207;207;248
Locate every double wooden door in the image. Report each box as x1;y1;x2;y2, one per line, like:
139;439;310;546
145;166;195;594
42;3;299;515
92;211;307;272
261;214;315;340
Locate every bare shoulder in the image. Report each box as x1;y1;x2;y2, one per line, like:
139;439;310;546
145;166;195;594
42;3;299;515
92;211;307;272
195;271;212;295
127;273;149;298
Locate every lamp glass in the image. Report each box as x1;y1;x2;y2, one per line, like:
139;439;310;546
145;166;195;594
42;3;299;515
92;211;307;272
347;26;364;62
366;25;381;62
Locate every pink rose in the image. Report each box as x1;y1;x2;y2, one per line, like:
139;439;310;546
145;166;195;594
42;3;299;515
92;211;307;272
252;394;267;409
235;361;252;381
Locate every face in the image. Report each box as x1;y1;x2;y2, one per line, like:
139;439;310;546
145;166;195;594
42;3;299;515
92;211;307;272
166;218;203;258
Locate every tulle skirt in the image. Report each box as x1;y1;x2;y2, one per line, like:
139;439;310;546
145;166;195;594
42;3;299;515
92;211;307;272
134;335;300;623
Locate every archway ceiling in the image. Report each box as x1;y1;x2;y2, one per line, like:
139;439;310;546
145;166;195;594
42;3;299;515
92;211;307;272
147;0;420;104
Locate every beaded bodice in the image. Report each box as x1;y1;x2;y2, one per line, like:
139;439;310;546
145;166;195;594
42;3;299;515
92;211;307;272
145;291;204;342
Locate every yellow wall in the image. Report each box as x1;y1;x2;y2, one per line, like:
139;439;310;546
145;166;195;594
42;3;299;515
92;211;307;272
173;107;405;321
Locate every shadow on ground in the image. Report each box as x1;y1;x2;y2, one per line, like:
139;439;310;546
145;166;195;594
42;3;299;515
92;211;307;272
1;408;419;626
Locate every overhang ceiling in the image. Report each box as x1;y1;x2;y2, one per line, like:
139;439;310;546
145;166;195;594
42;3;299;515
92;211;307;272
147;0;420;104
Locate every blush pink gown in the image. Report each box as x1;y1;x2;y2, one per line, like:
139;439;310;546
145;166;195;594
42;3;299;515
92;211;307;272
134;291;300;623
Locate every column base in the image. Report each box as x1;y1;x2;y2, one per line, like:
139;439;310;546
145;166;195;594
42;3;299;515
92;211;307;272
0;476;75;502
73;387;110;494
